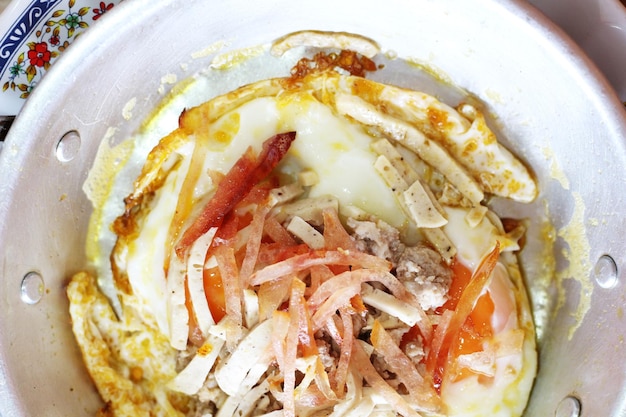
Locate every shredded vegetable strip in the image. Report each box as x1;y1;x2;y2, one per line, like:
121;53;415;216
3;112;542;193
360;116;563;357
334;307;354;396
240;202;272;286
371;321;441;412
295;285;317;357
258;275;292;321
313;356;337;402
311;286;362;332
322;207;358;251
166;135;210;270
426;309;453;388
214;245;243;348
272;310;290;371
264;216;297;247
308;264;333;296
249;250;392;286
284;279;307;417
351;341;422;417
308;269;390;310
324;315;343;347
186;227;218;338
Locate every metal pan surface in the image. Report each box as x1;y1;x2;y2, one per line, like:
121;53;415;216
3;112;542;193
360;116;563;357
0;0;625;416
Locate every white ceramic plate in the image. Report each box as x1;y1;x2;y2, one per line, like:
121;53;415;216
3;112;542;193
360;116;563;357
0;0;122;115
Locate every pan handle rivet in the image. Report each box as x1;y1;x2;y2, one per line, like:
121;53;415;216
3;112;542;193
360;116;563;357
555;395;581;417
593;254;618;289
56;130;81;162
20;271;45;305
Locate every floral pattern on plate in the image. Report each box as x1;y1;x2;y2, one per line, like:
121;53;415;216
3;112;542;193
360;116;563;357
0;0;121;114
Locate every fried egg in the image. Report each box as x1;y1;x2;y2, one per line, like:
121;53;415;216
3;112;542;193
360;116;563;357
68;34;538;417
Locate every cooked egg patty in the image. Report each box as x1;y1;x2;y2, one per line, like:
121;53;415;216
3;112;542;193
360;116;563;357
69;52;537;417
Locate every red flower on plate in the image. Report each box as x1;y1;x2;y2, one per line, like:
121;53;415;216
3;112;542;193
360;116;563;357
93;2;115;21
27;42;51;68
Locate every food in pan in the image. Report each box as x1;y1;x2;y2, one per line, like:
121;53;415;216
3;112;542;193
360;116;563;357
68;47;538;416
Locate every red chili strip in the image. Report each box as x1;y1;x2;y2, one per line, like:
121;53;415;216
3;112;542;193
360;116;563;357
175;131;296;258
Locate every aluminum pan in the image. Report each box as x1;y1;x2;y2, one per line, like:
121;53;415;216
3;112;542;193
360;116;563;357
0;0;625;415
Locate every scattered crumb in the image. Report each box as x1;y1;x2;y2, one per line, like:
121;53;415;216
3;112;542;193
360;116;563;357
122;97;137;121
191;40;228;59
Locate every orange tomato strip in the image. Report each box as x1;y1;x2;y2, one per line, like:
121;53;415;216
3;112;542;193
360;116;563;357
203;267;226;323
427;243;500;389
454;292;495;357
439;257;473;312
